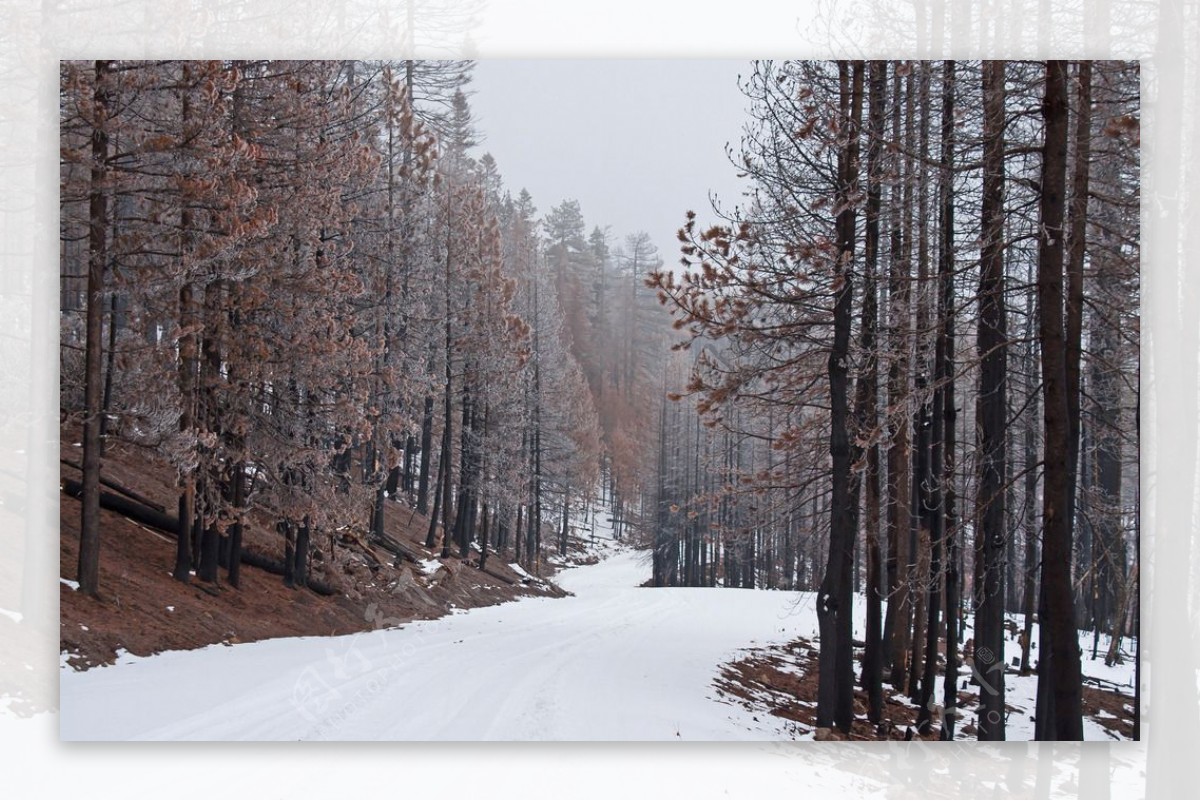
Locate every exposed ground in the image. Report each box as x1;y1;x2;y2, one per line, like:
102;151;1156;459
59;428;569;670
714;637;940;740
712;634;1137;741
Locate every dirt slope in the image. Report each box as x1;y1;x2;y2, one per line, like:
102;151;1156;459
59;431;564;669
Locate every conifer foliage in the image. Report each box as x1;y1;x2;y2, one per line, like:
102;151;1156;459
60;59;663;600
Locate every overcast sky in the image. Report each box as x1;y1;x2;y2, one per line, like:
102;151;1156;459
468;60;753;266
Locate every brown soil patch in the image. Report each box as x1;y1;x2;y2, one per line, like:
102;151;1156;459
1081;683;1136;740
714;637;1136;741
60;428;567;670
714;638;940;740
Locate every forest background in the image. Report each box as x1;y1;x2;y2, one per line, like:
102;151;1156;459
2;0;1197;798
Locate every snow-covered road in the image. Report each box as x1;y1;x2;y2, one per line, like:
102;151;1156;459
60;545;816;740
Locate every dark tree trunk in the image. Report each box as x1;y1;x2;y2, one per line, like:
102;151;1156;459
907;63;933;705
514;501;523;565
281;519;295;588
816;60;863;735
78;59;111;597
858;58;886;726
1064;60;1091;563
386;464;400;498
975;58;1009;740
439;411;454;560
453;387;473;558
1005;424;1019;613
1034;60;1084;741
559;488;570;557
479;502;490;571
371;483;386;541
916;349;943;734
294;516;310;589
228;460;245;588
425;434;447;549
199;520;220;583
439;259;456;559
885;63;915;691
197;280;224;585
416;395;434;514
1090;214;1124;638
1019;284;1040;677
653;388;668;588
916;255;951;737
530;276;543;574
99;292;120;454
190;480;204;569
908;386;930;703
936;60;959;741
173;65;197;586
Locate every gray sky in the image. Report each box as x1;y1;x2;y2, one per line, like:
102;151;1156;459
468;60;752;265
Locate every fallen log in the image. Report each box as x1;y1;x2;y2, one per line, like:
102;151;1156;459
1082;674;1133;695
238;549;338;597
372;531;424;565
338;529;385;568
61;477;337;597
61;477;176;533
60;459;167;512
478;564;517;586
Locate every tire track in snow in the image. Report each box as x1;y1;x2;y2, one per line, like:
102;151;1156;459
62;547;812;740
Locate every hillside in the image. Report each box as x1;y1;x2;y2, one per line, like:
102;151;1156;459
59;427;568;670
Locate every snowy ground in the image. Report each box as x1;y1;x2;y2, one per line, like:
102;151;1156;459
969;613;1138;741
716;602;1138;742
58;493;1138;741
60;530;814;740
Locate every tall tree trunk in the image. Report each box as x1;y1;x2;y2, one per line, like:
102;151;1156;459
975;58;1009;740
416;394;434;514
78;59;112;597
907;62;933;705
1020;290;1040;676
197;281;224;585
99;292;120;454
936;60;959;741
530;275;544;575
514;497;523;565
173;64;198;585
228;459;245;587
908;396;930;703
886;62;915;691
281;518;295;588
1105;561;1133;667
858;59;886;726
453;386;473;558
1034;60;1084;741
654;387;668;587
915;69;954;726
1089;133;1126;640
816;59;863;735
294;515;310;588
1064;60;1091;565
439;236;456;559
479;502;491;571
559;487;570;557
425;429;447;549
439;398;455;560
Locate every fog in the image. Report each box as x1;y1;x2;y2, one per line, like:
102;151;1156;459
470;59;752;264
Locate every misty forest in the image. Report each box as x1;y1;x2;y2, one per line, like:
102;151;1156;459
59;59;1139;742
